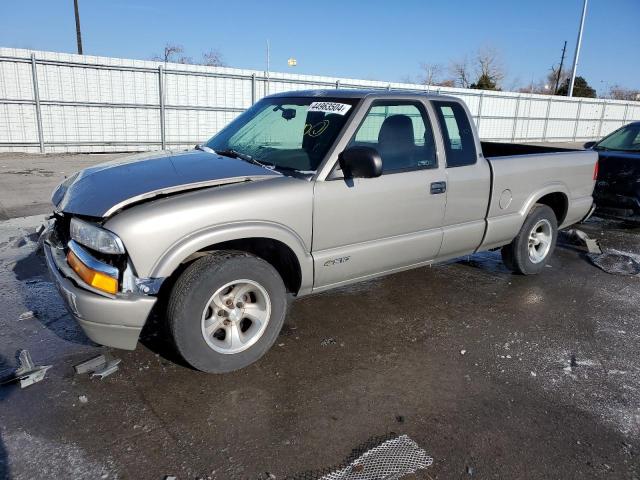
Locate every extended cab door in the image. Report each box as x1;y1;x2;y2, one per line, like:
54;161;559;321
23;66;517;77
312;98;447;290
431;100;491;260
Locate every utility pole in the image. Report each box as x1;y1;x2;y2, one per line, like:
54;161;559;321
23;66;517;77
553;41;567;94
568;0;588;97
73;0;83;55
265;39;270;95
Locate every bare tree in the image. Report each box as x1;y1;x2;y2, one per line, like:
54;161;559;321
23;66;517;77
518;81;551;94
419;62;443;86
609;85;640;101
202;49;225;67
437;79;456;88
475;46;504;86
399;74;417;84
152;43;186;64
449;56;471;88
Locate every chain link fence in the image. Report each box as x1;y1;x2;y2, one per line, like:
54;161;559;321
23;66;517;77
1;47;639;153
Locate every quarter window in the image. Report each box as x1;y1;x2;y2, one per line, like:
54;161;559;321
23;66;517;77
348;102;437;173
434;101;477;167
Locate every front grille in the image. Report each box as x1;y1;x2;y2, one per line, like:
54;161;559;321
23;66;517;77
53;212;71;247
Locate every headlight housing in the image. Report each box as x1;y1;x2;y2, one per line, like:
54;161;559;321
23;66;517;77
70;218;125;255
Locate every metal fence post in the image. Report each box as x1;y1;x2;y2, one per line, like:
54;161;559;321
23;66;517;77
622;103;629;125
251;73;256;104
158;65;166;150
30;54;45;153
476;92;484;131
511;95;521;142
598;101;607;138
572;100;582;141
541;97;552;141
597;101;606;139
336;80;340;89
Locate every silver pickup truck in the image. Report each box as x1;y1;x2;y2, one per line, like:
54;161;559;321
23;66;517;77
43;90;598;373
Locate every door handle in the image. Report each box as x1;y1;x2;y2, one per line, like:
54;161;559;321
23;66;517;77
430;181;447;194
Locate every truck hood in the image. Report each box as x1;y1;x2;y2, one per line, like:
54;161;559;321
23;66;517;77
52;150;281;218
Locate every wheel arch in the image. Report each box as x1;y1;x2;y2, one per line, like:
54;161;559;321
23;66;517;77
151;222;313;296
520;184;570;226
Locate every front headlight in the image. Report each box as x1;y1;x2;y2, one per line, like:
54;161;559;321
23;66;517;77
70;218;125;254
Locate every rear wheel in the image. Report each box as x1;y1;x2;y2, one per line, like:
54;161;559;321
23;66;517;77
167;251;287;373
501;204;558;275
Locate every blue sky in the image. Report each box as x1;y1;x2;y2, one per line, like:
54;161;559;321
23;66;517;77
1;0;638;94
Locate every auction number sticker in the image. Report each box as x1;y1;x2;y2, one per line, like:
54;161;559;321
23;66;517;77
308;102;352;115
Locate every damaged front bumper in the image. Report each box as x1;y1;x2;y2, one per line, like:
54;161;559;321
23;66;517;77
42;224;157;350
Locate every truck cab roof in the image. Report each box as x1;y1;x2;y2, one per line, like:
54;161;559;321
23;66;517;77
268;89;460;103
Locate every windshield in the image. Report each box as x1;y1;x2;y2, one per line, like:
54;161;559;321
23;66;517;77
206;97;358;172
596;123;640;152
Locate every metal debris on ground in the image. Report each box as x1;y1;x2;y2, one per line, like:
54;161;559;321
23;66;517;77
73;354;121;379
74;354;107;374
563;228;602;254
587;251;640;276
90;359;121;379
0;349;53;389
318;435;432;480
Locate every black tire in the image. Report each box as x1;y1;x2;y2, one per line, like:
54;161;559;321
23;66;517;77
501;204;558;275
167;250;287;373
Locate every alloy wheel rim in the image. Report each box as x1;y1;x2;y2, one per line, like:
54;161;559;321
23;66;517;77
200;279;271;354
528;219;552;264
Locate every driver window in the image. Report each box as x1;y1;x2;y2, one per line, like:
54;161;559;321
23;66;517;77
348;102;437;173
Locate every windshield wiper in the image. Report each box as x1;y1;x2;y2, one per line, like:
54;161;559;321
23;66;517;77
215;149;277;170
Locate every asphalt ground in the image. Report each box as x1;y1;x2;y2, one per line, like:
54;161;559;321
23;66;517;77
0;149;639;479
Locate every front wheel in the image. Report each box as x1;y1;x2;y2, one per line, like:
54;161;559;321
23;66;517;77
167;251;287;373
501;204;558;275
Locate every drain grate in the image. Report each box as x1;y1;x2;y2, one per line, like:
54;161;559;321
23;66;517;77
288;434;432;480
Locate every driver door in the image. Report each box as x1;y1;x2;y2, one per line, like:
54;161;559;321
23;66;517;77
312;100;447;290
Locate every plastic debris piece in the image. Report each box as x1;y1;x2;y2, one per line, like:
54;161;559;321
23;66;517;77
18;311;36;320
74;354;107;374
320;338;336;347
588;252;640;276
90;359;121;379
79;395;88;404
460;349;467;355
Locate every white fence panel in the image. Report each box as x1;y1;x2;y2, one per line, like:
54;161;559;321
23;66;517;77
0;47;639;153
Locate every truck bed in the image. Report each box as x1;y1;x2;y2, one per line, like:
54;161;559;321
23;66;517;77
478;144;598;251
481;141;577;158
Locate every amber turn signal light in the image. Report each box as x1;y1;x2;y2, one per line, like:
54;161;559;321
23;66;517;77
67;250;118;294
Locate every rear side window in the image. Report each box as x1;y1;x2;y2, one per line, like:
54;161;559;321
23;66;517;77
434;101;477;167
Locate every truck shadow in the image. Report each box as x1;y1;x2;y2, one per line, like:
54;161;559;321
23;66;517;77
138;300;191;369
11;249;95;347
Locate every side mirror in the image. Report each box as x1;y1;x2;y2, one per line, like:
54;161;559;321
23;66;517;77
583;141;597;149
339;146;382;179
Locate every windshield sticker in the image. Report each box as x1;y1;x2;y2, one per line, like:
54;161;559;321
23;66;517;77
308;102;352;116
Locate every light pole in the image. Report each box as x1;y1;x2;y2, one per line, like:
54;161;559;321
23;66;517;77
568;0;588;97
